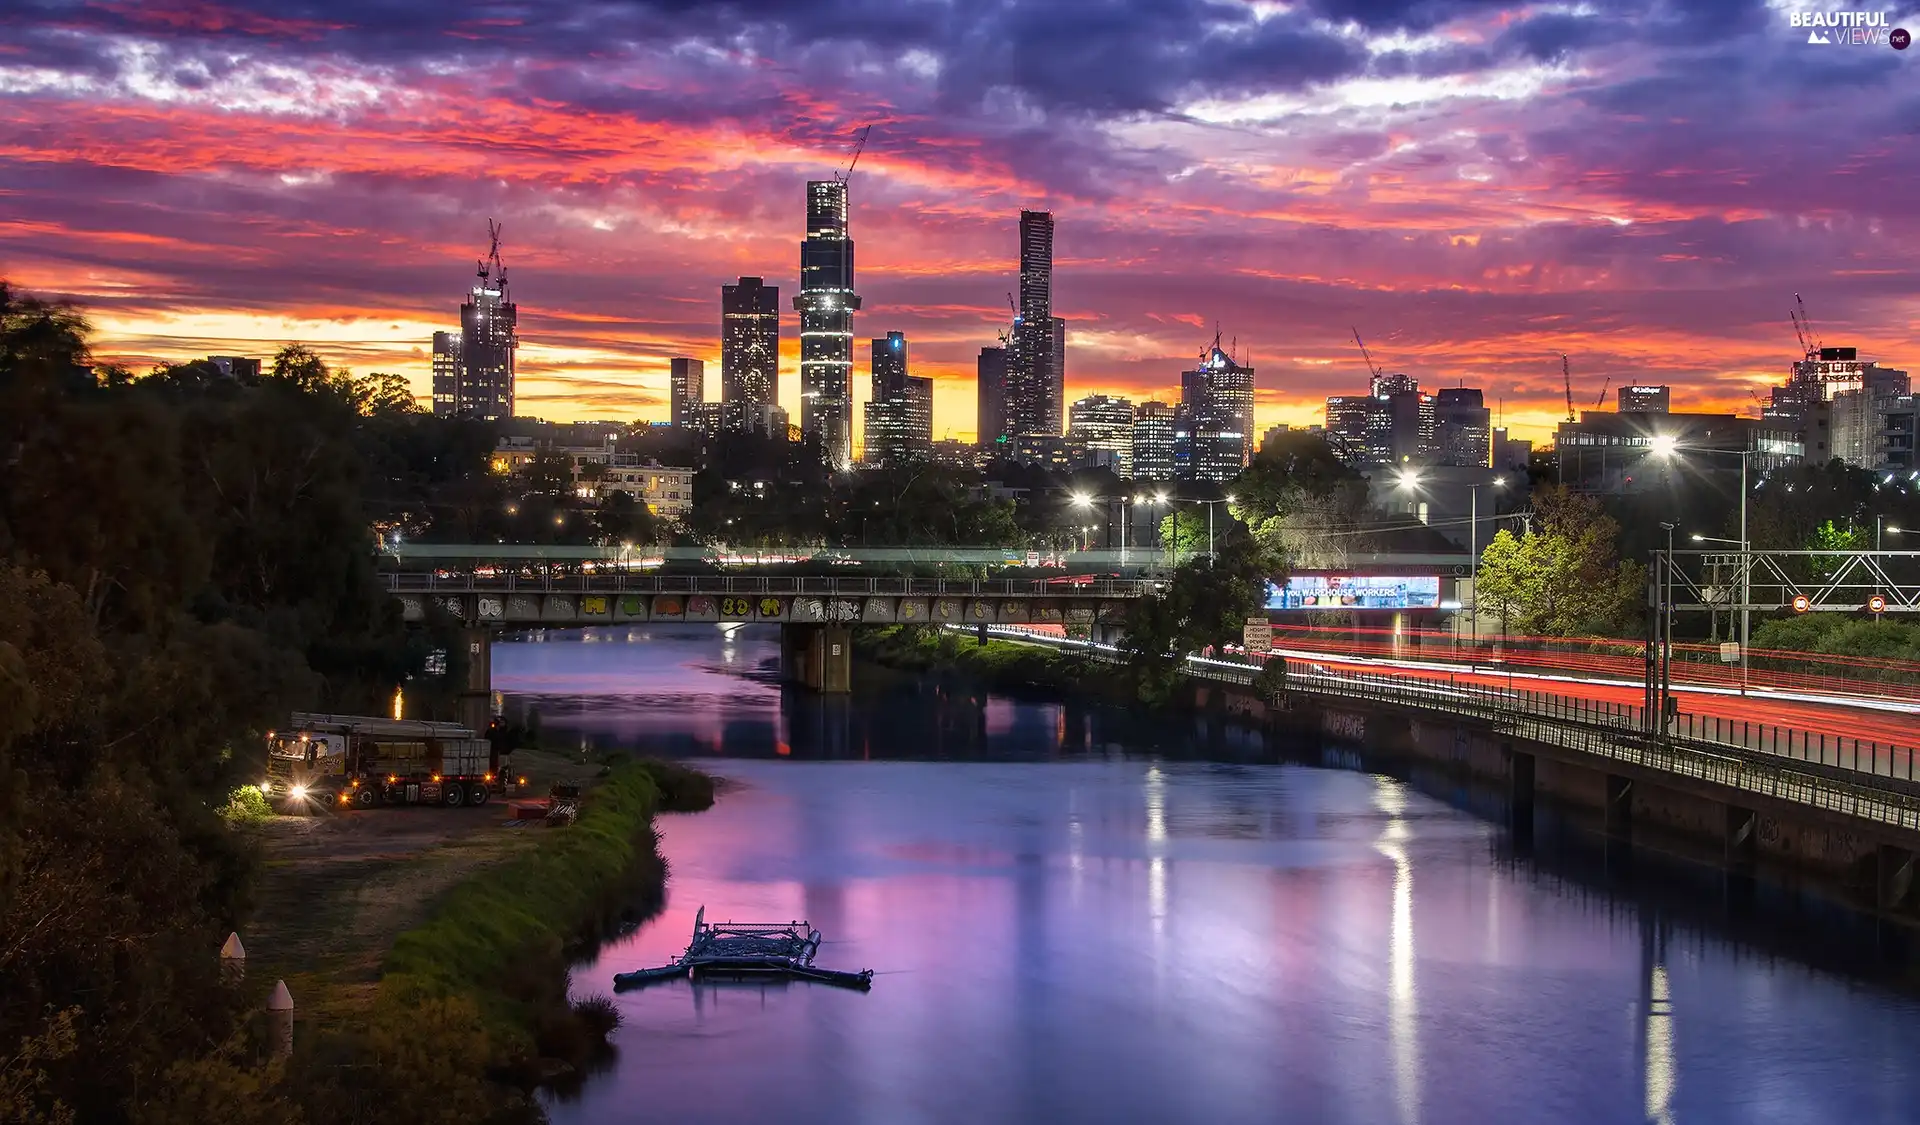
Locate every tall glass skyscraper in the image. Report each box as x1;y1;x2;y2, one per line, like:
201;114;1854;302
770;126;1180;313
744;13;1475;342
721;277;779;406
795;180;861;469
864;332;932;466
1005;210;1057;439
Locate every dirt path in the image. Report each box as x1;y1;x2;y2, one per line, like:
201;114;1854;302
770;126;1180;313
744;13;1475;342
244;747;606;1028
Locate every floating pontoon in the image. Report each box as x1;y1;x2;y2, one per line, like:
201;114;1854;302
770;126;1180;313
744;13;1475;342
613;907;874;992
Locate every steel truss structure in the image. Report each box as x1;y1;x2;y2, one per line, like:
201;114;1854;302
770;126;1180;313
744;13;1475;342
1663;549;1920;614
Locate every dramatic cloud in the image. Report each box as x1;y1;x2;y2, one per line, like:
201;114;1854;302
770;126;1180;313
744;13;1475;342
2;0;1916;445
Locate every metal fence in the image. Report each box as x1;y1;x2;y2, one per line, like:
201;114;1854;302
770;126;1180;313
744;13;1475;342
386;573;1158;598
972;626;1920;833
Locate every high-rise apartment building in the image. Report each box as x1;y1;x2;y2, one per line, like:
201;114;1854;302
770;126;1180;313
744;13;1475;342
863;332;932;466
1324;372;1433;469
1177;344;1256;481
976;346;1008;451
1131;401;1176;481
1004;211;1057;438
669;357;704;428
1068;393;1134;476
794;180;861;469
432;229;517;421
721;277;779;406
1433;387;1491;467
1051;316;1067;432
1617;385;1671;413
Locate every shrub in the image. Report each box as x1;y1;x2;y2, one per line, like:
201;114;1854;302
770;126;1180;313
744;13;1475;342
219;784;272;826
572;994;621;1040
640;759;715;812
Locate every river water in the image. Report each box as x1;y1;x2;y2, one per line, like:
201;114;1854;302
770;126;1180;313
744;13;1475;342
503;625;1920;1125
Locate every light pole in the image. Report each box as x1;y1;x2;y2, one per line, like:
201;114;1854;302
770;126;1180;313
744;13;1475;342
1463;475;1509;658
1179;495;1236;563
1653;437;1754;695
1658;521;1675;725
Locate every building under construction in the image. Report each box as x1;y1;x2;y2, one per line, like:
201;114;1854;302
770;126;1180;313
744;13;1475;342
431;221;518;421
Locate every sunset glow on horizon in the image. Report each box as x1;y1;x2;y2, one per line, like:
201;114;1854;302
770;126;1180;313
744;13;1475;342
4;0;1916;447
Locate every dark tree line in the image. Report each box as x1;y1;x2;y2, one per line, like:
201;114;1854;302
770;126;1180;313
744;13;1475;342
0;282;491;1124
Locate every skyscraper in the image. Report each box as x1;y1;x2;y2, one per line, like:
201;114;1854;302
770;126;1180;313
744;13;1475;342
1004;210;1056;438
1325;372;1433;469
864;332;932;466
721;277;779;406
432;225;517;421
795;180;861;469
1177;343;1255;481
669;357;704;428
1068;393;1133;476
976;346;1008;450
1433;387;1491;467
1051;316;1067;432
1132;401;1175;481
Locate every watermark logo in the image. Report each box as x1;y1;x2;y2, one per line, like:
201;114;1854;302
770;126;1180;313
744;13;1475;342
1788;10;1902;46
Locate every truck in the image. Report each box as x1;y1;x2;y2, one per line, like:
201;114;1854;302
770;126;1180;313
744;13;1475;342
262;712;521;810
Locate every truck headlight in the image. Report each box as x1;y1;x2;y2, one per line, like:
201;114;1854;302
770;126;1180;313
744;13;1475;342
290;785;308;800
259;782;271;794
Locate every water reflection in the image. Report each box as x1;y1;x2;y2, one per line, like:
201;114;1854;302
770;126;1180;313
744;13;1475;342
500;628;1920;1125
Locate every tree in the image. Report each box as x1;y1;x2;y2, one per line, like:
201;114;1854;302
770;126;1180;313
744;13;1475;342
1228;432;1373;570
1122;523;1279;702
1474;486;1644;637
350;371;420;416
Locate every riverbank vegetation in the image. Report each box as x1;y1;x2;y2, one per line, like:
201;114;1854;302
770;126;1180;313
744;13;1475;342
0;281;714;1124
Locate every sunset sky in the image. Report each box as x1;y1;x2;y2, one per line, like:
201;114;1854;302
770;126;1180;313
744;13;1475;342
2;0;1915;446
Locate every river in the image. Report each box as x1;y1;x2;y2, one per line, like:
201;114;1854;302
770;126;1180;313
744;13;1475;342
500;625;1920;1125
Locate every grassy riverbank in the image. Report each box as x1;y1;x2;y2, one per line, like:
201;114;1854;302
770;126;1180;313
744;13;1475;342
857;625;1130;699
240;757;714;1124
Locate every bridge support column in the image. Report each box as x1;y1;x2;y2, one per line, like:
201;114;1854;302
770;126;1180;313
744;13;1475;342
1877;845;1914;912
976;624;989;647
1605;774;1634;838
1508;746;1534;816
781;625;851;694
457;626;493;736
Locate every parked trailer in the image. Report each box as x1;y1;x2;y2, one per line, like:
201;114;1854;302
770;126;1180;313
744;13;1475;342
262;712;522;810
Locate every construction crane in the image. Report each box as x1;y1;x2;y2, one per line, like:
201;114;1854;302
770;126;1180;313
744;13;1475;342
477;218;506;288
1791;292;1822;360
1561;354;1575;423
1595;375;1610;409
834;124;873;185
1351;327;1383;379
997;292;1018;349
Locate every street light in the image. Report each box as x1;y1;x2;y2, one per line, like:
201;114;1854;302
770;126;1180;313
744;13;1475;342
1876;515;1903;551
1465;475;1509;657
1654;440;1755;695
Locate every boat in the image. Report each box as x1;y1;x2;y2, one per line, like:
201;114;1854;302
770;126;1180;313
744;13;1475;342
613;907;874;992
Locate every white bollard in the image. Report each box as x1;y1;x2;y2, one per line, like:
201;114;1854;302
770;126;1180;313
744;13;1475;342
219;932;246;985
266;979;294;1059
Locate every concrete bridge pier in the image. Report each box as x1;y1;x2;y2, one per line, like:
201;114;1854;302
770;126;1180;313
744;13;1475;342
457;626;493;736
780;624;852;694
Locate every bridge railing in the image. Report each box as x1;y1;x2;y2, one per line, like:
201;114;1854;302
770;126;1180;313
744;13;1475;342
386;572;1159;599
972;626;1920;831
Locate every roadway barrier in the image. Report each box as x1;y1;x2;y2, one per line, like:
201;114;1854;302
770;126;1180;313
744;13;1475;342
972;625;1920;832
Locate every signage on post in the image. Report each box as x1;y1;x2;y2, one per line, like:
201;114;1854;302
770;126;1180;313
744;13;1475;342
1719;642;1739;664
1242;617;1273;654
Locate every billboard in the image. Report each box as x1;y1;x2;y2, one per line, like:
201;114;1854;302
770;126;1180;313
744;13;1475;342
1265;575;1441;611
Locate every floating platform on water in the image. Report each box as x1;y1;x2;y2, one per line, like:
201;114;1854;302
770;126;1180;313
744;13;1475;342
613;907;873;992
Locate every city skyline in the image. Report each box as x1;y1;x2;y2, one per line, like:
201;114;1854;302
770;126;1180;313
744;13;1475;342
2;2;1915;447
